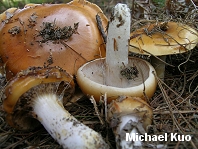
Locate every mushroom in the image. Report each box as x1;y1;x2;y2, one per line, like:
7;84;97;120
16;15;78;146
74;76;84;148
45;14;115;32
0;0;108;80
76;4;157;148
76;3;157;103
129;21;198;79
2;66;109;149
0;7;18;21
77;57;157;103
108;96;153;149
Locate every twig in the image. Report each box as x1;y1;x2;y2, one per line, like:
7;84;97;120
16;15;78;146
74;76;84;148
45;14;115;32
175;85;198;107
129;45;175;67
190;0;198;10
96;13;107;43
154;73;195;134
60;41;87;62
90;96;104;125
178;50;192;74
4;129;43;149
187;69;198;82
103;93;108;122
153;110;198;114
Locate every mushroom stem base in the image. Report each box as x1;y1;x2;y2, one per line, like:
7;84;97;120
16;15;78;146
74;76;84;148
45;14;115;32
114;115;167;149
151;55;166;80
32;93;109;149
114;115;144;149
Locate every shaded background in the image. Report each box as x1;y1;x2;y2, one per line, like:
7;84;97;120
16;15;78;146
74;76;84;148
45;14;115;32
0;0;198;149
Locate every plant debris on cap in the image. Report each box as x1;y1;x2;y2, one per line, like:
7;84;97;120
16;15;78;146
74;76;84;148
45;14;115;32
0;0;108;79
0;8;19;23
39;21;79;43
3;66;75;130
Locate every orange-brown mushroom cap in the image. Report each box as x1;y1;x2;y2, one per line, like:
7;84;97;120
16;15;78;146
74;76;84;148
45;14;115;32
108;96;153;130
0;0;108;79
3;66;75;130
0;8;19;21
129;22;198;55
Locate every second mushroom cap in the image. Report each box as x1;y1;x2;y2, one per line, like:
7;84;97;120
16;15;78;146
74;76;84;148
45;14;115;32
129;22;198;55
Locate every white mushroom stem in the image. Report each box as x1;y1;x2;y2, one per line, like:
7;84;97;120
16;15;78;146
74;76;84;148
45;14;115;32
32;93;109;149
151;55;166;80
117;116;166;149
108;97;154;149
105;3;130;87
115;115;143;148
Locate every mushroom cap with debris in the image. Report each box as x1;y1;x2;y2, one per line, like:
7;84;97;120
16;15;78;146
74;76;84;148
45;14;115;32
0;0;108;79
129;22;198;56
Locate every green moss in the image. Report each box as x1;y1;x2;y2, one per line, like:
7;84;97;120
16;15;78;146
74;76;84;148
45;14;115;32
0;0;71;13
153;0;165;7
